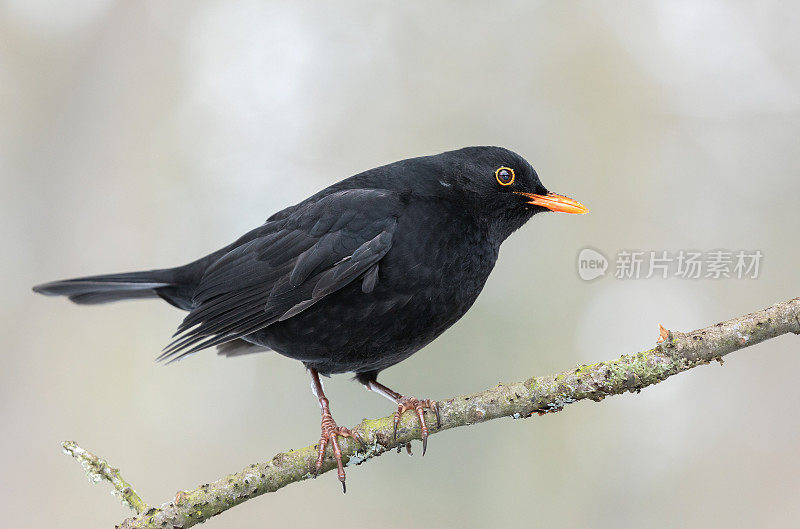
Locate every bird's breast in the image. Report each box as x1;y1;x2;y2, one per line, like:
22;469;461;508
384;204;498;309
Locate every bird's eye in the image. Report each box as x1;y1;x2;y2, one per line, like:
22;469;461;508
495;166;515;186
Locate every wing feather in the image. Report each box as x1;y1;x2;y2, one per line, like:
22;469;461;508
160;189;401;362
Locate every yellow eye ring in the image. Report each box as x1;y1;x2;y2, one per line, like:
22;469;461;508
495;166;515;186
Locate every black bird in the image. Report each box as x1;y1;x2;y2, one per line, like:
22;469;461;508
33;146;587;490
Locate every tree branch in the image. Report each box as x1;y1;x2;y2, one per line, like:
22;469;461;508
61;440;149;514
63;297;800;529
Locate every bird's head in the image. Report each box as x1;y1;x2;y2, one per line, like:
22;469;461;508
422;146;587;240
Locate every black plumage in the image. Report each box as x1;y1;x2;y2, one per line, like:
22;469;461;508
33;146;586;489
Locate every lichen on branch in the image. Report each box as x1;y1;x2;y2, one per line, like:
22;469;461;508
61;297;800;529
61;440;148;514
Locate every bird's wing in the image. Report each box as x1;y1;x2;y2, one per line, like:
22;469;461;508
159;189;401;362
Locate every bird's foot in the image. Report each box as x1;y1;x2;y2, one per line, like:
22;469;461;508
393;396;441;456
314;398;363;493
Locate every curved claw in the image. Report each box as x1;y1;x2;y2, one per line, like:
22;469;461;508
353;431;367;451
315;415;359;493
392;396;439;455
393;413;401;442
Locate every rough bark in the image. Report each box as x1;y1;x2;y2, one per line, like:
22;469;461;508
60;297;800;529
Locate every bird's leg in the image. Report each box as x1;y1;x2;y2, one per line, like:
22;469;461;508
365;380;441;455
310;368;362;493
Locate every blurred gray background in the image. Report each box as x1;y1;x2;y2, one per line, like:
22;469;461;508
2;1;799;527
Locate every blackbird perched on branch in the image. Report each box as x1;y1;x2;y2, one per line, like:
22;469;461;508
33;146;587;491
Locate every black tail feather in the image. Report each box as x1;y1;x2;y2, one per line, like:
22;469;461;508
33;269;176;305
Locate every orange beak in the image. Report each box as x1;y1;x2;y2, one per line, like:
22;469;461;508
515;191;588;214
